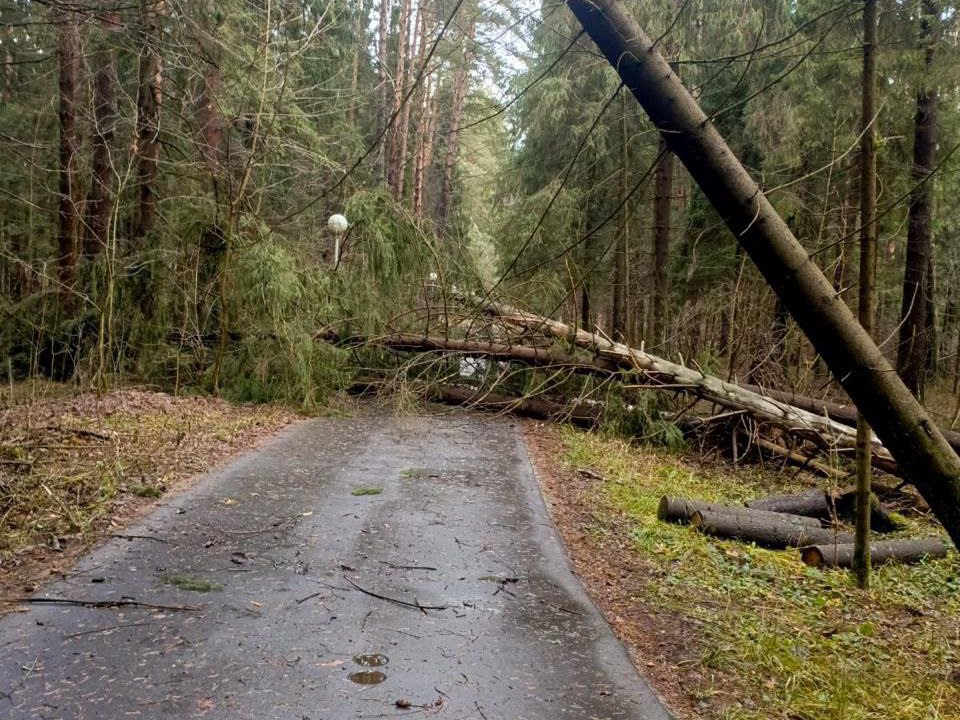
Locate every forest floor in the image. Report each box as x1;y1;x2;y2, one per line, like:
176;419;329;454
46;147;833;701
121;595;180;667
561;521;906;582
0;382;300;602
524;421;960;720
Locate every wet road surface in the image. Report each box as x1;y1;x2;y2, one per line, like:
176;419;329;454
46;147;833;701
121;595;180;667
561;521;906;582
0;411;671;719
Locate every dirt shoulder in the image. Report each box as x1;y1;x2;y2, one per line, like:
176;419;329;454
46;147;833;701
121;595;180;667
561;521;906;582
1;387;301;601
523;421;707;718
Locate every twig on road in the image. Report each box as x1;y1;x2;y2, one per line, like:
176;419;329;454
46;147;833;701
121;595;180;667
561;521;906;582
342;575;447;612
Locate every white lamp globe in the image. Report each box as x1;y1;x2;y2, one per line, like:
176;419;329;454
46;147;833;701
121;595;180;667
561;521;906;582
328;213;349;234
428;272;438;282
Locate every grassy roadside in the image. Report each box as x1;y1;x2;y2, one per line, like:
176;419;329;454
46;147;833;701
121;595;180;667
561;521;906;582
553;426;960;720
0;385;299;592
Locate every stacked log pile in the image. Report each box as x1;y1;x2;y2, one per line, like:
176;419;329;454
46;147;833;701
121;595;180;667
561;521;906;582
659;493;952;567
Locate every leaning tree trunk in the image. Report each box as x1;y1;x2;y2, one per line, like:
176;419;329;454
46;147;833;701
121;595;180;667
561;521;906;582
897;0;938;399
566;0;960;547
57;15;81;306
133;0;164;241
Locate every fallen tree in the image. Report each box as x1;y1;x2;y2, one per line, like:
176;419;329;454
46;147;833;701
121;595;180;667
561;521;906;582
470;300;901;469
349;377;601;427
567;0;960;546
801;538;952;568
320;324;903;476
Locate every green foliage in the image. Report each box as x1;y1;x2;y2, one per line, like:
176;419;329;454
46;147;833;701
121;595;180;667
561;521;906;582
560;427;960;720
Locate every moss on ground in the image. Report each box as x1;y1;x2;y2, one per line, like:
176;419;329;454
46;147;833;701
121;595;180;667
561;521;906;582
559;426;960;720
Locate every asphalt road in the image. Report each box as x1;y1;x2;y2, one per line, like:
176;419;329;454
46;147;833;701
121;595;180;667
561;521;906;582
0;411;671;720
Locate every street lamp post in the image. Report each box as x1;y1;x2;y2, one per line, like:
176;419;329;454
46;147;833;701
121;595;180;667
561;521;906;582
328;213;349;267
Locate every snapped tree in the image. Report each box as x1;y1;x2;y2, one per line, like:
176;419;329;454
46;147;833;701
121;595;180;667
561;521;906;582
566;0;960;546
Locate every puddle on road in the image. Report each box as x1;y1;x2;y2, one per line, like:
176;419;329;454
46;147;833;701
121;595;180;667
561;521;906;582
348;670;387;685
353;653;389;667
349;654;388;684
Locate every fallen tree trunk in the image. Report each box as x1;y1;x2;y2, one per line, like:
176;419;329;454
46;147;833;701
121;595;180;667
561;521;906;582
321;325;904;477
318;329;620;374
801;538;952;568
350;377;601;427
658;496;822;528
746;490;831;517
741;383;960;454
692;510;852;549
566;0;960;547
473;300;897;467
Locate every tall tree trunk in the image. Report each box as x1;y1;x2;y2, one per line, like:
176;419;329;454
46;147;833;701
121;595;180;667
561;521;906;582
927;253;938;377
348;6;363;127
133;0;164;241
436;21;475;239
394;0;423;203
84;62;117;257
387;0;412;197
854;0;879;590
3;25;13;102
897;0;938;399
649;135;674;346
57;15;81;305
611;89;630;341
376;0;391;180
566;0;960;547
413;74;437;218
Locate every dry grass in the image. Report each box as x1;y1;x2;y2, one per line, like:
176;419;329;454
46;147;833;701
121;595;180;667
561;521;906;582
0;385;300;593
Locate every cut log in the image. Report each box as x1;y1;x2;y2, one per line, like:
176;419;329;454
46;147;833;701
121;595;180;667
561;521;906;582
746;490;831;518
832;488;904;534
691;510;852;549
658;497;822;528
801;538;952;568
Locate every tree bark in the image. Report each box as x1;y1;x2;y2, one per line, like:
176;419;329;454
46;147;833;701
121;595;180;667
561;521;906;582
413;73;436;217
802;537;951;568
566;0;960;547
611;89;630;340
897;0;938;398
376;0;391;180
133;0;165;241
387;0;412;198
650;135;674;346
746;490;831;518
692;510;852;549
436;21;475;238
855;0;879;589
659;497;822;528
57;15;81;303
84;62;117;257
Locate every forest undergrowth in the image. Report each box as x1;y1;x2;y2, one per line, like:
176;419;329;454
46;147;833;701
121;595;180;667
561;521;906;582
0;381;301;598
530;423;960;720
